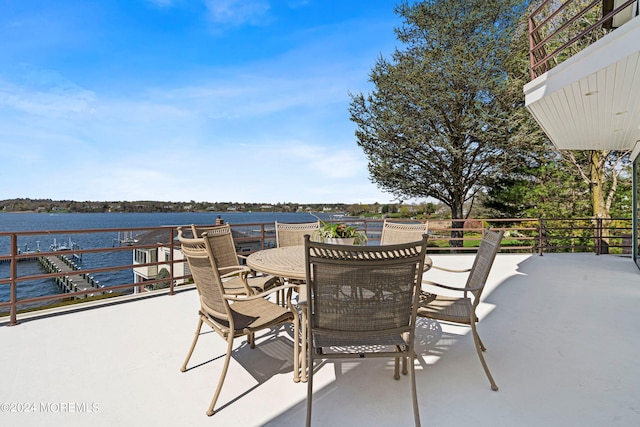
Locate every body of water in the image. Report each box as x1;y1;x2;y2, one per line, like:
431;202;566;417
0;211;322;307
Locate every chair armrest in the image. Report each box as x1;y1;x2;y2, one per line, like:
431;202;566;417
218;266;251;279
224;283;298;301
423;256;433;272
297;284;307;307
421;280;483;293
218;266;253;294
236;254;263;276
429;265;472;273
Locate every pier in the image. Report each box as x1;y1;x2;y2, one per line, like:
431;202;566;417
37;254;102;298
0;254;39;264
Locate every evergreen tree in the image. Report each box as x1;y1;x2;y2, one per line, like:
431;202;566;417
349;0;526;245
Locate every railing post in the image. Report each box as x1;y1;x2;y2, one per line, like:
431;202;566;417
538;218;544;256
529;16;536;80
169;227;175;296
9;233;18;326
595;218;602;255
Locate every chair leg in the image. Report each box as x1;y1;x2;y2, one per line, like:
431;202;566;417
181;317;203;372
401;332;409;376
409;351;421;427
470;321;498;391
394;356;400;380
206;335;235;416
300;305;308;383
306;351;313;427
477;335;487;352
393;345;402;380
288;288;301;383
276;277;287;307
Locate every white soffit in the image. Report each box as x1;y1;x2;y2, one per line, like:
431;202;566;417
631;141;640;161
524;16;640;151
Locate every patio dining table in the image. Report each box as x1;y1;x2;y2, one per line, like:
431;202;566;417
247;246;307;282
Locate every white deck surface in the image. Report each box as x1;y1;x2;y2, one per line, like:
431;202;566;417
1;253;639;426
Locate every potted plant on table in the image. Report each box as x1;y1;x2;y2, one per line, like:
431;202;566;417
314;222;368;245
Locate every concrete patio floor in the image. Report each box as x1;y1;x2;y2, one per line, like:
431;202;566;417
1;253;639;426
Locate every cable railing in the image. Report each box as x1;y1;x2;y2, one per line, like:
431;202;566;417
0;218;635;326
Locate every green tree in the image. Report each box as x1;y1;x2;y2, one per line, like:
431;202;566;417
483;8;593;221
490;1;632;229
547;1;632;243
420;202;437;217
150;268;171;291
349;0;526;245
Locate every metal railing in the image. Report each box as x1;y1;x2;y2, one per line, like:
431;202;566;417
0;218;635;326
529;0;638;79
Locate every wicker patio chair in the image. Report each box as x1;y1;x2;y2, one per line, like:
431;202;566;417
274;221;321;303
304;235;428;427
380;219;432;270
379;219;430;246
178;229;297;417
275;221;320;247
417;227;504;391
190;224;278;295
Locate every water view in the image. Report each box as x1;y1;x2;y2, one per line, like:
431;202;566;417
0;211;321;307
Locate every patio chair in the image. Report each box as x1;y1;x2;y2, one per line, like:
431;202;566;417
379;219;430;246
304;235;428;427
380;219;432;270
417;228;504;391
178;229;297;417
274;221;321;301
275;221;320;247
190;224;278;295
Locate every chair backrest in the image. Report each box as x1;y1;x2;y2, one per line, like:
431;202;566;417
190;224;239;269
465;228;504;301
304;235;428;339
178;227;229;320
191;224;212;238
275;221;320;247
379;220;429;245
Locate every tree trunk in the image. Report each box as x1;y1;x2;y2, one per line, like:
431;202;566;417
589;151;611;252
450;199;465;250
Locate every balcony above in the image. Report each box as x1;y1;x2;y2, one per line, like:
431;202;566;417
524;2;640;155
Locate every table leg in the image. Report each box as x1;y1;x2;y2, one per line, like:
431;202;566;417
286;287;301;383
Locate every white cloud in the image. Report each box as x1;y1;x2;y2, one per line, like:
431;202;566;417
146;0;174;7
0;73;96;118
205;0;270;26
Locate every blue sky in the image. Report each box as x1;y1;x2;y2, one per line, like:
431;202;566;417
0;0;413;204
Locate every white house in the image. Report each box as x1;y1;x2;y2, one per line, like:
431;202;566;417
132;229;187;292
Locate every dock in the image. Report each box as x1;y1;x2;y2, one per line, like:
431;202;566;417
0;254;40;264
37;254;102;298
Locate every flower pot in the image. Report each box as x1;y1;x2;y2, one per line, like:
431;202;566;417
324;237;356;245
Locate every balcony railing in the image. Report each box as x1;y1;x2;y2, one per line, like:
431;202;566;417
529;0;638;79
1;217;634;326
